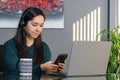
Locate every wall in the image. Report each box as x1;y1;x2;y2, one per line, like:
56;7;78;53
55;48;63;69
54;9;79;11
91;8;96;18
0;0;108;72
109;0;117;29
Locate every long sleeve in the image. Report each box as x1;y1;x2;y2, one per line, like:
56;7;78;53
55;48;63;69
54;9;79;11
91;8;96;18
32;42;51;79
32;42;51;73
43;42;51;62
3;39;19;80
3;42;18;71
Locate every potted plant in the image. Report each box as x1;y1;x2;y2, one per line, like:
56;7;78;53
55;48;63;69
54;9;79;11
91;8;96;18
96;25;120;73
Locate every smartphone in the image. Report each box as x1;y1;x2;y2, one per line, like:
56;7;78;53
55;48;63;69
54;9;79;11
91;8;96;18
54;54;68;65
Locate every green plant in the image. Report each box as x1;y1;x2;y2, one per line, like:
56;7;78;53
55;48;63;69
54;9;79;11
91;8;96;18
96;25;120;73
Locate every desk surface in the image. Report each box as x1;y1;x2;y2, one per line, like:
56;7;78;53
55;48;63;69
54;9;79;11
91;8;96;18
0;72;119;80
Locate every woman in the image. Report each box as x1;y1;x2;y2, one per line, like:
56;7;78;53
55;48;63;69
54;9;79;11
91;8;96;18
3;7;65;79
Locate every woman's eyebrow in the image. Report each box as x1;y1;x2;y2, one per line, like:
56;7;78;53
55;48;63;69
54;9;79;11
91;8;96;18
32;21;44;24
32;22;38;24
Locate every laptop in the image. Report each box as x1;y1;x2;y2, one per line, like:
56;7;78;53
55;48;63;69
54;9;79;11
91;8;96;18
45;41;112;77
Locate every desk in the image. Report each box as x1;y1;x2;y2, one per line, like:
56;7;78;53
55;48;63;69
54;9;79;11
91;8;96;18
0;72;119;80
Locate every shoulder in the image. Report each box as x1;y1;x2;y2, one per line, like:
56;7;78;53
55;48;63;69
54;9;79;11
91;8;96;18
42;41;49;47
42;41;51;52
3;38;17;54
4;38;16;47
42;41;51;61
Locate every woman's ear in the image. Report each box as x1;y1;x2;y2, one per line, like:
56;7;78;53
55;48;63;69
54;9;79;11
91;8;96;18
23;26;27;31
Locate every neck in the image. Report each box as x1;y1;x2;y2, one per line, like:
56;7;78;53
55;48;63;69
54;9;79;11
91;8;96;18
26;36;34;47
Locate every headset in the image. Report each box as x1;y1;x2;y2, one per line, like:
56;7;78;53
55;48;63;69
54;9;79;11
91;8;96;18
20;21;26;27
20;14;26;27
20;9;30;27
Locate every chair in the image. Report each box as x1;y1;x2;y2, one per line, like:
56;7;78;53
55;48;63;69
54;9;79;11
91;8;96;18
0;45;6;72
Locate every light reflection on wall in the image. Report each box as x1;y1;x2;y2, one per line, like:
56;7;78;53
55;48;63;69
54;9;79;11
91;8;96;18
73;7;101;41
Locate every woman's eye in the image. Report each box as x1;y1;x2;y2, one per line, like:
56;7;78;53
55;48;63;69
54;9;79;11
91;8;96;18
40;24;44;27
40;25;43;27
32;24;37;26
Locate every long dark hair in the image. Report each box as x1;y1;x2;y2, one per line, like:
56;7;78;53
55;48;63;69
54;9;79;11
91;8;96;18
14;7;45;64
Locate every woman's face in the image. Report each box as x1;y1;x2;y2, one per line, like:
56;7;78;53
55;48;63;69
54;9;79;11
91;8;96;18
24;15;44;39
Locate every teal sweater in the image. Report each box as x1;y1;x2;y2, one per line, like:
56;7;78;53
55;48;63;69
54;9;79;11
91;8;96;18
3;38;51;80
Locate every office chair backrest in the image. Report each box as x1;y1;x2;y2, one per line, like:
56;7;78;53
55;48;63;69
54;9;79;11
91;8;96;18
0;45;6;71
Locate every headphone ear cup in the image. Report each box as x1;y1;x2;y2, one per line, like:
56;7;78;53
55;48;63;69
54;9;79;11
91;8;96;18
21;21;26;27
20;10;28;27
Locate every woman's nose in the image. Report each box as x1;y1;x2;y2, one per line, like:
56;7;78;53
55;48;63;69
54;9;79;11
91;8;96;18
35;26;41;31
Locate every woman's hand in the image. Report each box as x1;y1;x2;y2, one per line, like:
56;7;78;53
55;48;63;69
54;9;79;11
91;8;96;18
40;60;66;73
57;60;66;72
40;61;59;73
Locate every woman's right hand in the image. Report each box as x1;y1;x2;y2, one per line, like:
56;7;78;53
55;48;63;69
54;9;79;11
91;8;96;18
40;61;58;73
